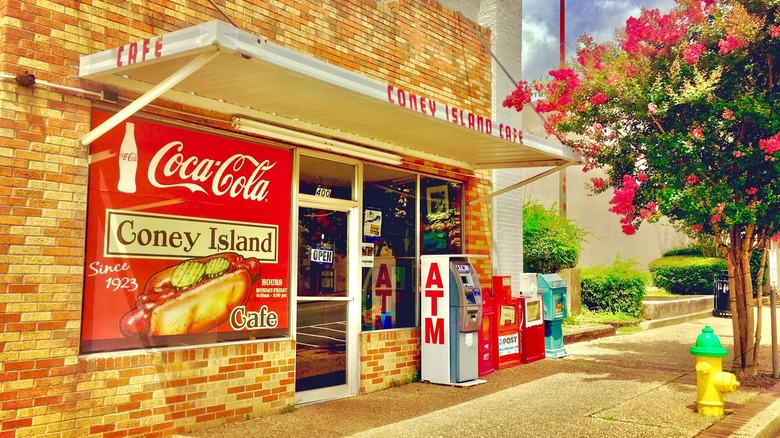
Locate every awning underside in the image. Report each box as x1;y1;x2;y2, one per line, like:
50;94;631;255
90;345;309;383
79;20;579;170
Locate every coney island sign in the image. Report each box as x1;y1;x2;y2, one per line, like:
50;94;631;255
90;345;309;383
82;110;292;353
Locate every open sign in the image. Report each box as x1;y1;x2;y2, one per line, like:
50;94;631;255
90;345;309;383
311;248;333;264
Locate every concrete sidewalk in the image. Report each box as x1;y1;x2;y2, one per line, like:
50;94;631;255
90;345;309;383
179;309;780;438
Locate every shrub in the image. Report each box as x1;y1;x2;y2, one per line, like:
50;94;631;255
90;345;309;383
662;246;704;257
581;258;649;317
648;256;727;295
523;200;588;273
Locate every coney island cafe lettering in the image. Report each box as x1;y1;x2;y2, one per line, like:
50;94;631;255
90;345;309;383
386;85;524;144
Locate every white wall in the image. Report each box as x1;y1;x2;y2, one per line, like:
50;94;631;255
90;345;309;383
525;166;692;269
450;0;527;290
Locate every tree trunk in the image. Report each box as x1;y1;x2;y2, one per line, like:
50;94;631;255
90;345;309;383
753;245;766;368
722;228;758;378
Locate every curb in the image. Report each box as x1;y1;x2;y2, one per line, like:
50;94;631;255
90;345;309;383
640;309;712;329
697;380;780;437
563;324;616;344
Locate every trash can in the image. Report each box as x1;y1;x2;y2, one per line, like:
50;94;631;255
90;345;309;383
713;272;730;317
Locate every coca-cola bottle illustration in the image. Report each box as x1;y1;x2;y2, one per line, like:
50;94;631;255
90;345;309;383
117;122;138;193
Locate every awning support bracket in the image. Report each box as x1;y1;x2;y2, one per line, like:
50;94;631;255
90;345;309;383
79;50;220;146
469;162;574;206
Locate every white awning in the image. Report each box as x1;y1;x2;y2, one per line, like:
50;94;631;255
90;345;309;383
79;20;580;170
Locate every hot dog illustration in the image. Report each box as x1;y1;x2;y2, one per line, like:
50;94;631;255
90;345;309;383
119;253;261;337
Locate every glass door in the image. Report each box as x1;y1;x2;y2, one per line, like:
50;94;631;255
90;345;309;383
295;153;359;403
295;207;350;397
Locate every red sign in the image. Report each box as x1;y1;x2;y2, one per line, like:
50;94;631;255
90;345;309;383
423;262;445;345
82;111;292;353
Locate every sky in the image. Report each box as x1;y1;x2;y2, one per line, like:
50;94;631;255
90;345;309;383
522;0;676;81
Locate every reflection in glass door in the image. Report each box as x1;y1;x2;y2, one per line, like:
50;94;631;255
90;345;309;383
296;207;350;394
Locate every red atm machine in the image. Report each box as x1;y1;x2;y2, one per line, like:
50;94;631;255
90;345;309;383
493;276;521;369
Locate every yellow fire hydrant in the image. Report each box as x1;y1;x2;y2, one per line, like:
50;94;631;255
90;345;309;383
689;326;740;416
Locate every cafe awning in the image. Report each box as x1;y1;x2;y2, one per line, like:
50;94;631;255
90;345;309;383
79;20;580;170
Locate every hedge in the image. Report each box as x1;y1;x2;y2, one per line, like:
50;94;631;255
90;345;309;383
662;247;705;257
581;258;649;317
648;256;727;295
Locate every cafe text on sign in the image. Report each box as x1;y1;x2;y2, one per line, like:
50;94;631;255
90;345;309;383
117;36;163;67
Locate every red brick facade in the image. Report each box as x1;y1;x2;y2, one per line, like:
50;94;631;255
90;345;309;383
0;1;494;436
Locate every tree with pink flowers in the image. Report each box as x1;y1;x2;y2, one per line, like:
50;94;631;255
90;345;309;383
505;0;780;377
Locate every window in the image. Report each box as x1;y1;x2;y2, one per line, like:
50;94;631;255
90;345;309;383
299;155;355;200
361;166;417;331
421;177;462;255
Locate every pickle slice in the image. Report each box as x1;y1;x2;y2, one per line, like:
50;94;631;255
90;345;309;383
204;256;230;278
170;260;206;290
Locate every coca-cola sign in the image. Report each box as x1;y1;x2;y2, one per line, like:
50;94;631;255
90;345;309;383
82;110;292;354
147;141;275;201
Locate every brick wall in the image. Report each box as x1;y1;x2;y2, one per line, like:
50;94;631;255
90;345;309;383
0;0;494;436
359;329;420;394
466;170;494;287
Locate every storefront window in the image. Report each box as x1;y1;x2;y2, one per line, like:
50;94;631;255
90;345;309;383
421;177;463;254
361;166;417;331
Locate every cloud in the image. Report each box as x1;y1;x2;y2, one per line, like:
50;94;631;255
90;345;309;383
522;0;676;81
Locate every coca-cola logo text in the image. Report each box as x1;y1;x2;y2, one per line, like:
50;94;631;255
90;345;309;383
148;141;275;202
119;152;138;162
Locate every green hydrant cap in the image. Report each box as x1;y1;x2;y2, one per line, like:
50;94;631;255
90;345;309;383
689;326;728;357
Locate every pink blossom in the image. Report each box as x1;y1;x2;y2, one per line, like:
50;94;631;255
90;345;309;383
623;174;640;190
609;175;639;216
759;132;780;155
576;44;606;70
549;68;581;90
502;81;533;112
639;201;657;220
683;43;706;64
771;26;780;38
535;69;581;114
587;143;602;154
710;203;726;224
718;35;744;55
621;223;637;235
722;108;735;120
622;8;687;57
733;150;745;158
647;103;658;115
590;93;608;105
690;126;704;140
686;174;699;185
637;173;648;182
692;224;703;232
591;177;606;189
745;187;757;195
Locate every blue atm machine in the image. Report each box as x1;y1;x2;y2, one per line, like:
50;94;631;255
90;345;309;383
448;261;483;383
